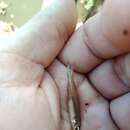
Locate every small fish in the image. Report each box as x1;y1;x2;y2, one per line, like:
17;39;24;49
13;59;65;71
67;65;81;130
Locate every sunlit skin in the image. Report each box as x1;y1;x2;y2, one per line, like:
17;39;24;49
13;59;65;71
0;0;129;130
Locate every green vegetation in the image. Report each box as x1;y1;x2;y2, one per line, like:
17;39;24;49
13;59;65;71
0;0;104;27
77;0;104;22
0;0;42;26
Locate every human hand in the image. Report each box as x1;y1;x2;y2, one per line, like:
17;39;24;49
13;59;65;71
0;0;129;130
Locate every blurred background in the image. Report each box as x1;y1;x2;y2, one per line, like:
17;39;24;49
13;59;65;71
0;0;104;29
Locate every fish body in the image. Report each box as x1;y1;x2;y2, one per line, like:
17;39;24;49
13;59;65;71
67;65;81;130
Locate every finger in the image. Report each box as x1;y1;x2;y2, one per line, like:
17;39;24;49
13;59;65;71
40;71;60;129
81;99;118;130
0;0;77;67
89;54;130;99
101;0;130;52
59;0;130;73
110;93;130;130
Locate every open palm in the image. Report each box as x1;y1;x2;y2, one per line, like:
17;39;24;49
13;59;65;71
0;0;129;130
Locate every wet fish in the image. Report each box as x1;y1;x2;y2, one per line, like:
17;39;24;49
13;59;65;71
67;65;81;130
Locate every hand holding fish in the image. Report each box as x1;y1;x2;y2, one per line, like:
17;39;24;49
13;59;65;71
0;0;129;130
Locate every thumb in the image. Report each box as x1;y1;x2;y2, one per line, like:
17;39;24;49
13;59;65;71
0;0;77;67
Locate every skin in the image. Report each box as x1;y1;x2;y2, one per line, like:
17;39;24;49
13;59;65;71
0;0;129;130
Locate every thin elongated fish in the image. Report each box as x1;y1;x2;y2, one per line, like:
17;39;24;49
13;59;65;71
67;65;81;130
